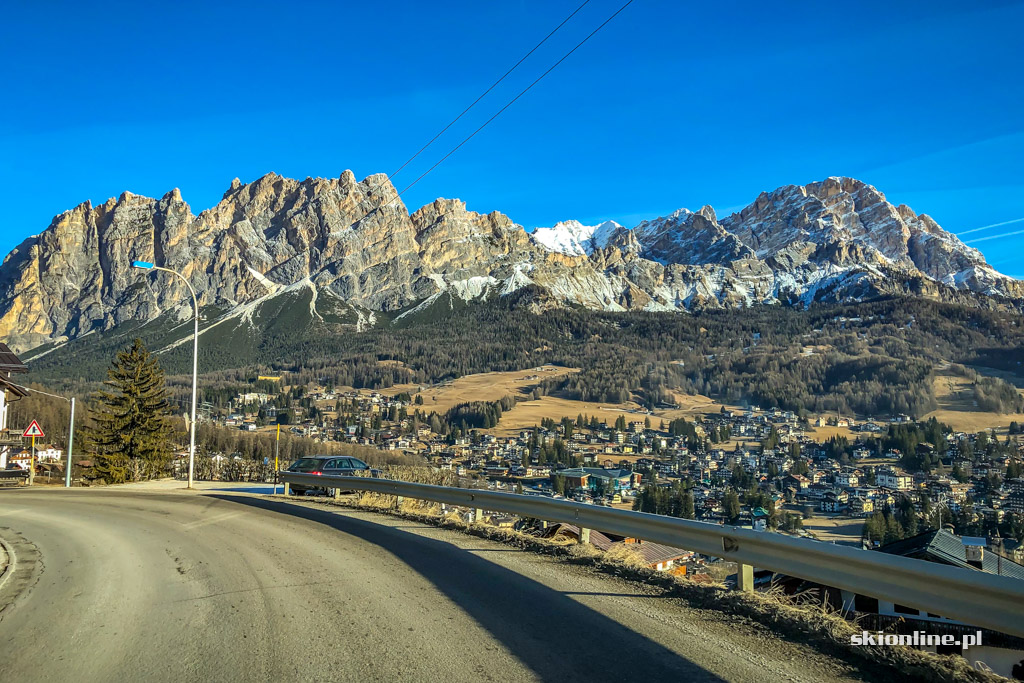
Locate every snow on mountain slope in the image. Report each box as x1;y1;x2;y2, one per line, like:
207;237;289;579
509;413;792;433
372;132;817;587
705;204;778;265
530;220;622;255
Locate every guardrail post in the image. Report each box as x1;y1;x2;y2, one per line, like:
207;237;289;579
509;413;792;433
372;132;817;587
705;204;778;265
396;495;404;509
840;589;856;616
736;563;754;592
475;508;484;524
333;487;341;501
579;527;591;545
282;481;290;496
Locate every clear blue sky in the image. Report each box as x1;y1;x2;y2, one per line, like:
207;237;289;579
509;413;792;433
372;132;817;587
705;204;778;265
2;1;1022;276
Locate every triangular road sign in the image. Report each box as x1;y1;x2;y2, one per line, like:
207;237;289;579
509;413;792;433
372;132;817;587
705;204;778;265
23;420;44;438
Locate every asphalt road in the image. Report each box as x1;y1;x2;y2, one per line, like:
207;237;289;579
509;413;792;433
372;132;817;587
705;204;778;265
0;485;881;682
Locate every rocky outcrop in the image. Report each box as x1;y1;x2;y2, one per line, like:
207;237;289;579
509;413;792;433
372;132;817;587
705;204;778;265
0;172;428;351
0;173;1018;353
633;206;753;266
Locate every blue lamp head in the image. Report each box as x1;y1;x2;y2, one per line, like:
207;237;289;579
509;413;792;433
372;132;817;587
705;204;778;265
132;261;155;269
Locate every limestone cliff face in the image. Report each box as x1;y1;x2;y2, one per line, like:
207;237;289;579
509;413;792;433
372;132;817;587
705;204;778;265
633;206;753;266
721;177;993;283
0;173;1019;353
0;172;427;352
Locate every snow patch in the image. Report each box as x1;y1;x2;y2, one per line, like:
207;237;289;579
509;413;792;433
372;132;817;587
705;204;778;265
246;264;281;293
501;266;534;296
156;278;315;354
393;290;445;322
530;220;622;255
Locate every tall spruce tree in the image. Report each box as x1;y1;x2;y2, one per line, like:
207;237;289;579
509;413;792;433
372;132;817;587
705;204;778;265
723;489;742;525
88;339;174;483
680;491;695;519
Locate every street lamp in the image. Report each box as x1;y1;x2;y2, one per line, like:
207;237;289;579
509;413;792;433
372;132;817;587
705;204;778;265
132;261;199;489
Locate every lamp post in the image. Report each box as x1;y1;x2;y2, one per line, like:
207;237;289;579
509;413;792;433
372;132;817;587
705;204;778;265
132;261;198;489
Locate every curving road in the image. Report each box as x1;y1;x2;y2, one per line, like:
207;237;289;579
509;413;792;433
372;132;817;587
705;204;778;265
0;484;882;682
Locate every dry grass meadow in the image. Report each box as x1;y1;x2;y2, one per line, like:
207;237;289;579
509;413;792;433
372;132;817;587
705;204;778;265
923;371;1024;432
377;365;578;414
336;361;1024;441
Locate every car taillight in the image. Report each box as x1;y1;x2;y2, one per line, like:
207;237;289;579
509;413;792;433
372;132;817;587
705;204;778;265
311;471;322;475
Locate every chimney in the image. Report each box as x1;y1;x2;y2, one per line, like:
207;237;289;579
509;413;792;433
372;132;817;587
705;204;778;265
965;545;984;570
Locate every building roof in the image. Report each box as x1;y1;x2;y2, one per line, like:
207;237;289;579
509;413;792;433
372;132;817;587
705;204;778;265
879;529;1024;580
557;467;633;480
631;540;691;565
0;375;29;399
0;343;27;374
543;524;689;566
543;523;615;550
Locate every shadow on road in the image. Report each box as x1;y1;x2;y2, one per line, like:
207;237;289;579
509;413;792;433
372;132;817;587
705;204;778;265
206;485;279;495
209;494;727;682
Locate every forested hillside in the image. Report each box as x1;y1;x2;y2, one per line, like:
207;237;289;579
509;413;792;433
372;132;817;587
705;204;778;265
27;292;1024;421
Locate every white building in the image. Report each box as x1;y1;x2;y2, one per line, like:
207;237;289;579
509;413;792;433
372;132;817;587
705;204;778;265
36;446;63;462
877;469;913;491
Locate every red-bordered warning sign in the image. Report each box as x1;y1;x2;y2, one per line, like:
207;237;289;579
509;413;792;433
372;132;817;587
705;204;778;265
23;420;44;438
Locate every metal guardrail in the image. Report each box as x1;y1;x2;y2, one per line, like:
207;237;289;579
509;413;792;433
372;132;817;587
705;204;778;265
279;472;1024;638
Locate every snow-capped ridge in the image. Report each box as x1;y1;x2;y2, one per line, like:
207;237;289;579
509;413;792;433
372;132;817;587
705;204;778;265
530;219;623;256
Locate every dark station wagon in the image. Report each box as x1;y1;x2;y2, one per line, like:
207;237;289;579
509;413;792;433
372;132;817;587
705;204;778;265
284;455;381;496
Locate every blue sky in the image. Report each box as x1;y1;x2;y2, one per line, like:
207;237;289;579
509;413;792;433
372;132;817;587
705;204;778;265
2;0;1022;276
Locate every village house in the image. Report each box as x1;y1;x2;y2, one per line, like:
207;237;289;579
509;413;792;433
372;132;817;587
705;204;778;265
0;343;29;469
877;469;913;491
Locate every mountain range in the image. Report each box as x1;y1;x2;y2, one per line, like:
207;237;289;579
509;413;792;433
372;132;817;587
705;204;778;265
1;172;1020;356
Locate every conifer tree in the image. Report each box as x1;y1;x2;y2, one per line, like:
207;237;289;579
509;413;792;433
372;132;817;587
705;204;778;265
88;339;174;483
680;491;695;519
723;489;742;525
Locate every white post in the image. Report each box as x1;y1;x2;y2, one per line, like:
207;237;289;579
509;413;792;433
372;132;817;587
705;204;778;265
274;424;280;495
64;397;75;487
188;285;198;490
736;563;754;592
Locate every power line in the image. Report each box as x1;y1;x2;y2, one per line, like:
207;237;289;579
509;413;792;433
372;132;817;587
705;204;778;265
388;0;593;181
964;227;1024;245
394;0;635;201
956;216;1024;236
8;383;71;403
359;0;635;222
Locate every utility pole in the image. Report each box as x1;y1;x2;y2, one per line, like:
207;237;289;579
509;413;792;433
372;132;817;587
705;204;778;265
274;422;280;494
12;386;74;487
65;398;75;487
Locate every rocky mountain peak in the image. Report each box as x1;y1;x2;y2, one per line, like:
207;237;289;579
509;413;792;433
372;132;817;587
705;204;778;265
0;173;1018;354
223;177;244;199
719;176;993;283
633;207;752;266
529;219;623;256
696;205;717;222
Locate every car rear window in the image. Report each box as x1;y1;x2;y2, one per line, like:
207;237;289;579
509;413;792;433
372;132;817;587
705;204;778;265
289;458;323;471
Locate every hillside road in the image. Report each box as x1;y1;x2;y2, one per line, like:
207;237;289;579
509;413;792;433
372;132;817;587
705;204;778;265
0;484;879;682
